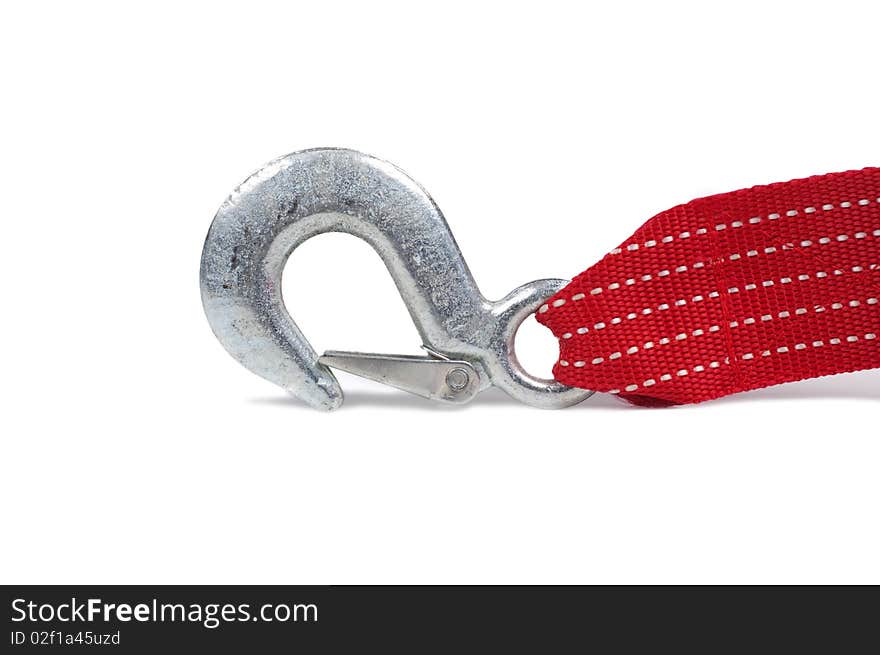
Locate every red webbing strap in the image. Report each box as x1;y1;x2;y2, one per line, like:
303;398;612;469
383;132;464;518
538;168;880;405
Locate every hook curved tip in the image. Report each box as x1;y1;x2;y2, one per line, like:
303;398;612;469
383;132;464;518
289;370;345;411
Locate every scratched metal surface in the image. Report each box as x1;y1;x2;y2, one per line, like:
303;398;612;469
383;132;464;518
200;148;592;410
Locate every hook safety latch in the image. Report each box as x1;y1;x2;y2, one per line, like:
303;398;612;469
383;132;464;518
319;347;480;404
199;148;592;410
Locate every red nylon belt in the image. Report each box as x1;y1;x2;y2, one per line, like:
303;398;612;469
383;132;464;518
538;167;880;405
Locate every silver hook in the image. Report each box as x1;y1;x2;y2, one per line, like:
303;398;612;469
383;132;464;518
200;148;593;410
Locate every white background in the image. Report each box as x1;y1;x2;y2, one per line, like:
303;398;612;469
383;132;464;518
2;1;878;584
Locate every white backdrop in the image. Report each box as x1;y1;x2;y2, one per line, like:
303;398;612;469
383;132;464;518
2;1;879;584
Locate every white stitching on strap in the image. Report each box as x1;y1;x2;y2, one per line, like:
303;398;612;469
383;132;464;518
607;196;875;256
591;228;878;301
555;264;870;335
601;332;877;394
720;227;878;264
540;228;879;312
580;295;877;365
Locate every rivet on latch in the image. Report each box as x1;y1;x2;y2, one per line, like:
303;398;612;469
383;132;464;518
446;368;470;392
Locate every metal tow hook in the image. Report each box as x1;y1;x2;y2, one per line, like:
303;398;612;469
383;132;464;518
199;148;593;410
